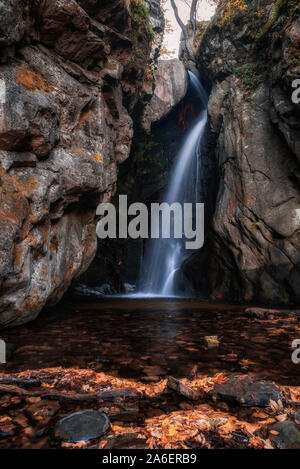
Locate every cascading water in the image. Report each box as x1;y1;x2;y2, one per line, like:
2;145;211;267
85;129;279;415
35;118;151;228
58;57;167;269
139;72;208;297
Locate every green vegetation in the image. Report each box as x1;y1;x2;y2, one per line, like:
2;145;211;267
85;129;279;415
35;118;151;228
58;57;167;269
255;0;300;43
271;16;284;32
118;138;165;202
199;0;300;51
196;0;300;91
131;1;156;42
255;0;285;43
196;16;220;53
233;60;266;90
192;21;207;50
132;0;149;22
223;90;231;100
218;0;248;27
135;140;163;178
292;56;300;67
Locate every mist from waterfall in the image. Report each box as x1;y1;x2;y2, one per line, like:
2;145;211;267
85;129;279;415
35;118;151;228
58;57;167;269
139;72;208;297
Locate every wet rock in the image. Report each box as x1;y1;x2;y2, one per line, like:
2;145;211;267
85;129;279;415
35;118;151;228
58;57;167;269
294;409;300;425
98;388;141;401
103;433;149;449
245;308;282;320
290;311;300;324
108;404;140;422
269;421;300;449
0;416;16;437
211;375;283;407
14;414;28;429
167;376;200;401
54;410;110;443
25;400;59;428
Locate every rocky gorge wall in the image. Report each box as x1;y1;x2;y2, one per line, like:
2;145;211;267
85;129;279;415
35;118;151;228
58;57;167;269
0;0;165;327
189;0;300;304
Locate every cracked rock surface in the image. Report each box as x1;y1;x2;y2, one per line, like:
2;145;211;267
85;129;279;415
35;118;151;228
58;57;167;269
0;0;163;326
189;1;300;304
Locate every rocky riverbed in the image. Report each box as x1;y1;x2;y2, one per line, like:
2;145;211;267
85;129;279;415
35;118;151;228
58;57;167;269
1;298;300;449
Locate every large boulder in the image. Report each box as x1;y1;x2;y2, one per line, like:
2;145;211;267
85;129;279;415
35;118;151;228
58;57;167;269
142;59;188;132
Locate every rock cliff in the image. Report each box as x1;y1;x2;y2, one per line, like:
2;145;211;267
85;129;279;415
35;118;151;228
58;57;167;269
192;0;300;304
0;0;164;326
142;58;188;132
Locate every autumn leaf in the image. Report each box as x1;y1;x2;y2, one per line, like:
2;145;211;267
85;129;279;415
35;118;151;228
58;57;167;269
168;425;178;436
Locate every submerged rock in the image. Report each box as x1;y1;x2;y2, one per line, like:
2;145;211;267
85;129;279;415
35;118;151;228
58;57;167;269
269;420;300;449
245;308;282;320
54;410;110;443
167;376;200;401
103;433;149;449
98;388;141;401
294;409;300;425
211;375;283;407
0;417;16;438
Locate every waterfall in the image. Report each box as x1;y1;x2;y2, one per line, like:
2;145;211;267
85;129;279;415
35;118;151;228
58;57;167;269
139;72;208;297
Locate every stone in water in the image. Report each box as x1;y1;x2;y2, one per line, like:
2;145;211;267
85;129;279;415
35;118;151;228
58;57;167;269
54;409;110;443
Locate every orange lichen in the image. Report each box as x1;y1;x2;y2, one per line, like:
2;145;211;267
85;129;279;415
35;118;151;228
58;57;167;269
20;293;43;314
26;233;38;247
15;66;52;93
11;174;40;199
74;148;103;163
91;153;103;163
0;168;29;226
12;244;26;270
73;147;84;154
145;65;153;80
0;209;19;225
218;0;248;27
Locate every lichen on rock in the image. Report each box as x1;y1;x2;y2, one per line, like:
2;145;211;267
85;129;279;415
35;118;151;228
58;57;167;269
0;0;164;327
189;0;300;304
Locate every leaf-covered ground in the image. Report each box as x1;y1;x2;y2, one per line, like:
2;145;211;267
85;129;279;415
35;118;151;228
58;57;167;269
0;298;299;449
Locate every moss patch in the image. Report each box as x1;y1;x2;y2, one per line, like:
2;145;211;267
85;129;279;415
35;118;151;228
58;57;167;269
255;0;285;43
118;137;164;201
233;60;266;90
131;0;155;42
